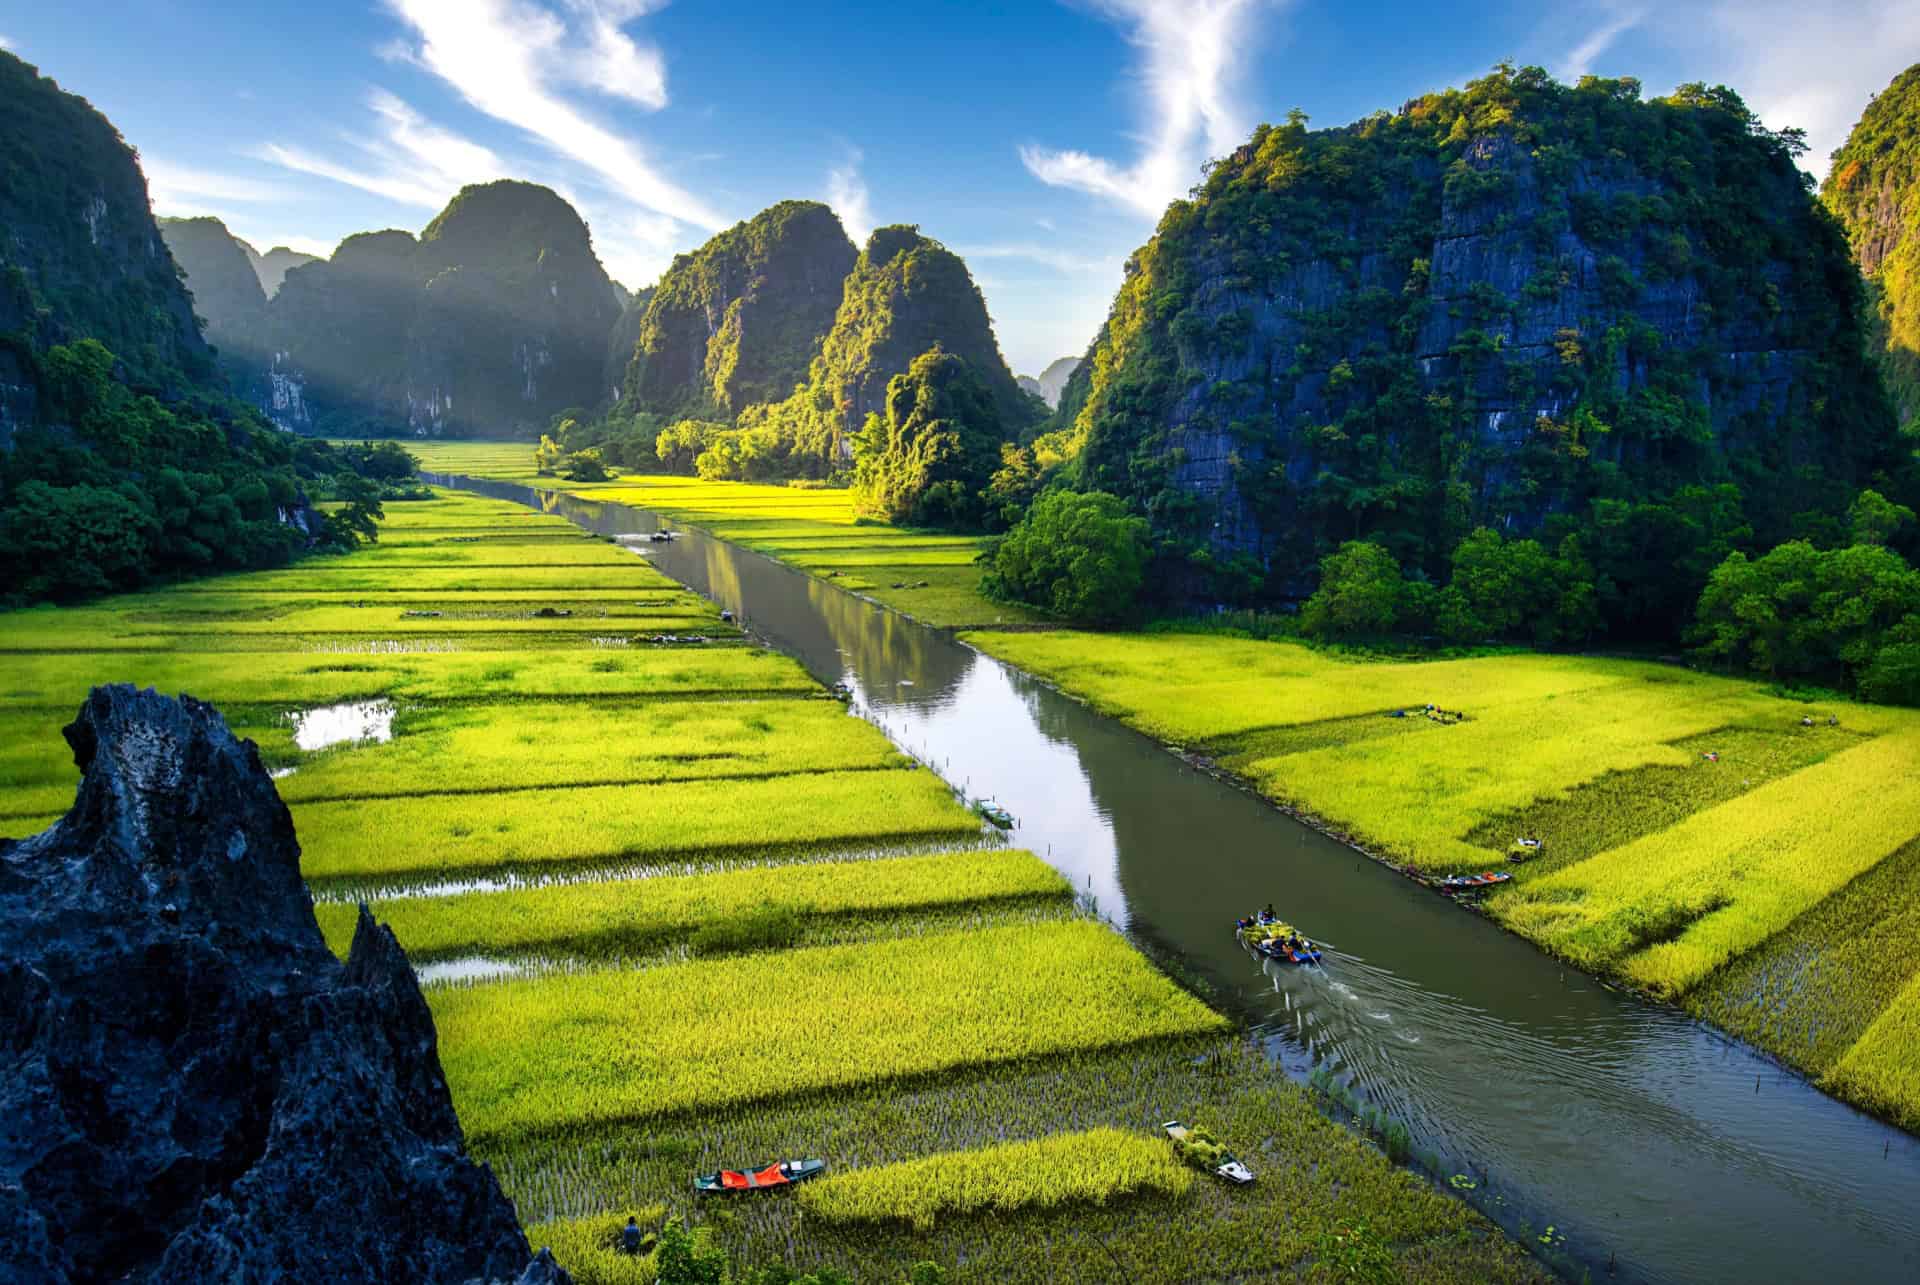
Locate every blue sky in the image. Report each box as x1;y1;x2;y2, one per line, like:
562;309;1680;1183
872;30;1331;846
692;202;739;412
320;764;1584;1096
4;1;1917;373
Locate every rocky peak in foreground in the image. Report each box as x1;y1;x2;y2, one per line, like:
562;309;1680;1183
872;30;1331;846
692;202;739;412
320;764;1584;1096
0;685;558;1284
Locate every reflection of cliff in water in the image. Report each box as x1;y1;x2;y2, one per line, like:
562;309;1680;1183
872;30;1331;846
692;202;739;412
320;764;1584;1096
804;574;968;708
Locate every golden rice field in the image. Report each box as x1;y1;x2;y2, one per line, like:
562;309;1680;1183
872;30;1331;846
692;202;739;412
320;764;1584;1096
404;439;1034;628
0;486;1545;1283
969;627;1920;1136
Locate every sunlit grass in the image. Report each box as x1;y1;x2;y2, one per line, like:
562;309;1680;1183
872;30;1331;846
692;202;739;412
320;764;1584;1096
430;920;1230;1143
294;767;982;883
313;849;1068;960
795;1128;1193;1231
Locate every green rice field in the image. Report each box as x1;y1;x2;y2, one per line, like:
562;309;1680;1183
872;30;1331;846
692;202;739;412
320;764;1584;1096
969;627;1920;1135
0;486;1546;1282
404;440;1033;628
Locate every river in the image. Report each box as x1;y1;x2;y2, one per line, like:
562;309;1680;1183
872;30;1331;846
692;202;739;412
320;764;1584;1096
426;474;1920;1284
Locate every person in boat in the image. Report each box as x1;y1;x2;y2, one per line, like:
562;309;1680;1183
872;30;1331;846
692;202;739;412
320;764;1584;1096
621;1216;644;1255
1801;715;1814;727
1262;903;1276;923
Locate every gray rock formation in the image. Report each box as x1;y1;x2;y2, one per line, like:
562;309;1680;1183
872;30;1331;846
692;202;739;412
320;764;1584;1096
0;685;545;1284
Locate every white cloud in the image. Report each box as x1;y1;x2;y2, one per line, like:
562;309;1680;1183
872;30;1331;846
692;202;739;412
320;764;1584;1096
227;230;338;259
825;149;873;243
143;160;291;211
1557;4;1647;81
256;89;508;210
957;243;1120;276
1689;0;1920;175
1021;0;1277;218
0;34;12;50
383;0;724;232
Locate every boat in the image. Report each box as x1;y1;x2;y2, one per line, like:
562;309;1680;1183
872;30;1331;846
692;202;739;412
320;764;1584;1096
1507;837;1543;863
1438;870;1513;892
829;681;854;702
649;530;677;543
1163;1120;1254;1185
1235;915;1324;964
694;1158;825;1195
973;799;1014;830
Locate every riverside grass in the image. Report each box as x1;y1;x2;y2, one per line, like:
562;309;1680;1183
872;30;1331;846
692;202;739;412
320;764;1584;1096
495;1038;1546;1285
968;626;1920;1134
404;440;1035;627
311;849;1071;960
295;768;981;884
795;1129;1193;1232
429;920;1231;1143
0;486;1551;1281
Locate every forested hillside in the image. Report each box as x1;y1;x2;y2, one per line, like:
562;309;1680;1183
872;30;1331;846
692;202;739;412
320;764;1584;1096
260;181;621;438
0;51;388;604
1826;62;1920;429
1042;65;1905;643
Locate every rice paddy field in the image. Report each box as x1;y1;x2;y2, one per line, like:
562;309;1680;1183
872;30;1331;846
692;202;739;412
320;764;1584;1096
404;440;1035;628
0;487;1546;1283
966;628;1920;1137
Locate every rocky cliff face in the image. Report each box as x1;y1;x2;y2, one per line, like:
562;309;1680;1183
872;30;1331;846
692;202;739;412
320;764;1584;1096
237;238;321;298
263;182;620;437
158;215;269;360
0;686;550;1283
745;225;1035;466
1021;356;1079;410
1825;62;1920;427
0;50;212;426
1063;68;1898;589
622;200;857;420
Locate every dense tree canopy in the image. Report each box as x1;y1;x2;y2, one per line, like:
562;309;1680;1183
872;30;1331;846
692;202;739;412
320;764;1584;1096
985;490;1151;625
850;347;1009;526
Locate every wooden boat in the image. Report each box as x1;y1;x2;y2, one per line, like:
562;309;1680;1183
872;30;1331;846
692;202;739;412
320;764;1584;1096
1235;916;1323;964
973;799;1015;830
1164;1120;1254;1185
694;1158;825;1195
649;530;677;543
1438;870;1513;892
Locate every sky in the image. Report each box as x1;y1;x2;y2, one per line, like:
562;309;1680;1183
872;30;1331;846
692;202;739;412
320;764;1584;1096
4;1;1917;374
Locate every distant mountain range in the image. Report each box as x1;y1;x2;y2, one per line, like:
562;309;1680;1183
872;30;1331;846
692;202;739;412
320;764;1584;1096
1017;356;1079;409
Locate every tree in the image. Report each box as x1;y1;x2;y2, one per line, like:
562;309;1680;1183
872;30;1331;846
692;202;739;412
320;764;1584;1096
322;474;385;549
1299;541;1406;639
985;490;1151;624
0;481;157;601
1692;540;1920;684
850;346;1008;526
653;1217;727;1285
1850;488;1916;546
1450;527;1597;645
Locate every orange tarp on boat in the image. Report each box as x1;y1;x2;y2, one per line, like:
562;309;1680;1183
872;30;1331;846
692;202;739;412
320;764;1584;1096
753;1164;790;1186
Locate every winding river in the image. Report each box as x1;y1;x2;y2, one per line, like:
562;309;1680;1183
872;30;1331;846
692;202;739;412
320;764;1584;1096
426;473;1920;1284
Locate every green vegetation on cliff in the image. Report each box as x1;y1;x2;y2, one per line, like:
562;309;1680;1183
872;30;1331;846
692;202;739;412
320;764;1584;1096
1826;62;1920;428
1055;65;1903;640
158;215;269;360
620;200;856;421
740;225;1039;475
264;181;620;438
0;53;395;604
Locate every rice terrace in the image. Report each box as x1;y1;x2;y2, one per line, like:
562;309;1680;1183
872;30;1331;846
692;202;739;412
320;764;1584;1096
8;12;1920;1285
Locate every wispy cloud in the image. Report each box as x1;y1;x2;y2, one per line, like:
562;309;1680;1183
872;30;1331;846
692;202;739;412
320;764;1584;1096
824;148;873;243
0;34;12;50
956;243;1120;276
143;160;291;211
227;230;339;259
383;0;724;231
256;89;507;209
1557;4;1647;81
1677;0;1920;174
1020;0;1276;218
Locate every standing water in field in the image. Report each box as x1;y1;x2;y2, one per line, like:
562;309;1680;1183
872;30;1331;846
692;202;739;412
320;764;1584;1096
423;474;1920;1285
289;699;396;751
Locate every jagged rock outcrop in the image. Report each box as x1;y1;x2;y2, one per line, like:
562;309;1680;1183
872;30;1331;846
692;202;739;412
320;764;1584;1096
1825;62;1920;427
237;238;321;299
0;50;212;428
158;215;269;359
1033;356;1079;410
0;686;541;1283
263;182;621;437
1062;67;1900;593
621;200;857;420
742;225;1036;468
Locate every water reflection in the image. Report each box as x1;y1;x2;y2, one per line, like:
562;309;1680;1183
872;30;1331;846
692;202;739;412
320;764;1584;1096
289;699;395;751
423;472;1920;1285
